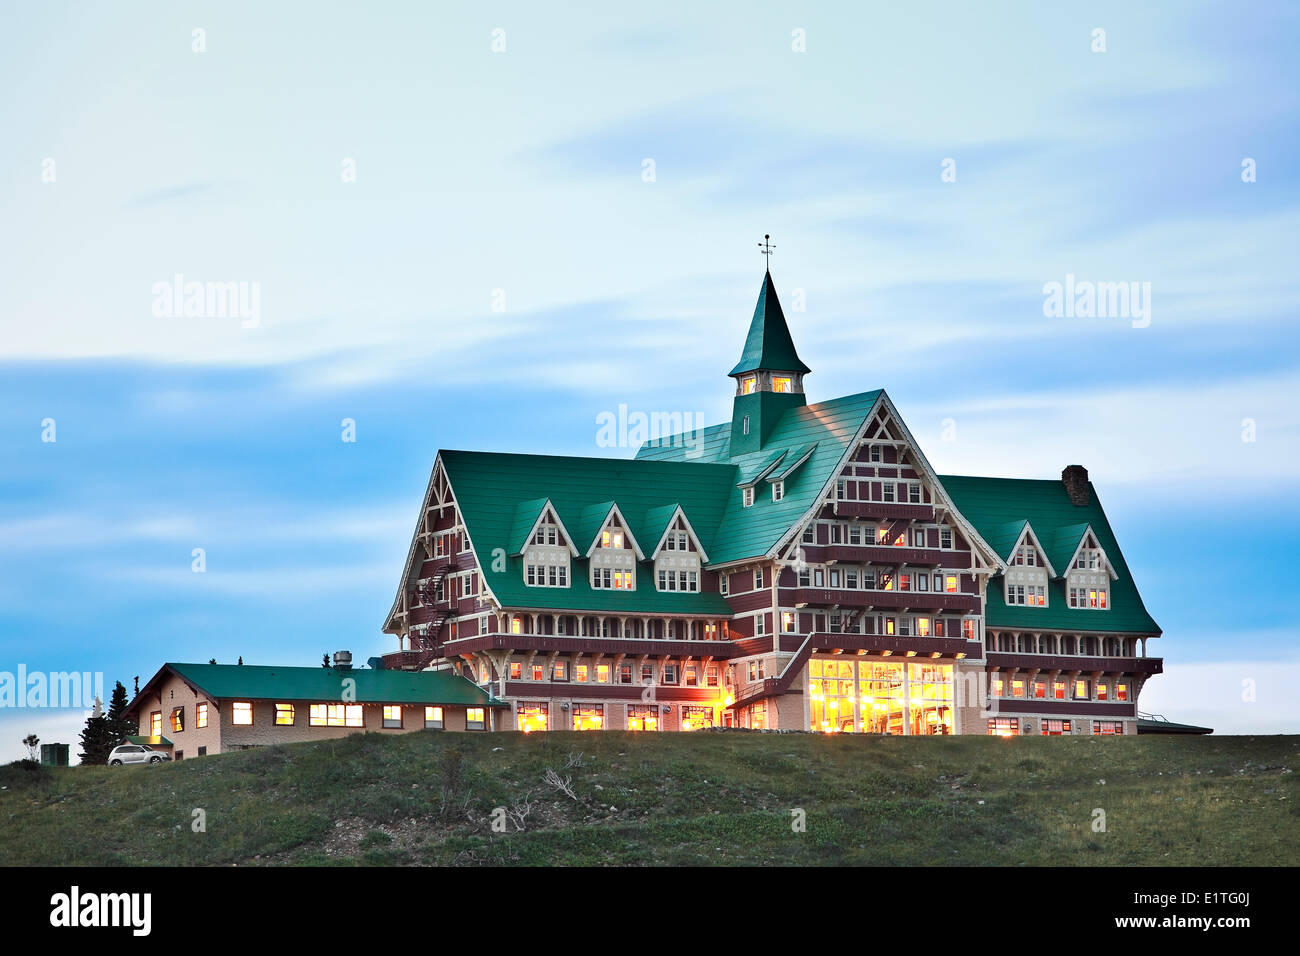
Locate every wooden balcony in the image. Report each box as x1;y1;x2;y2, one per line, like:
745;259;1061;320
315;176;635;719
792;587;981;613
834;501;934;521
808;632;973;658
441;633;743;660
986;652;1163;676
799;544;946;566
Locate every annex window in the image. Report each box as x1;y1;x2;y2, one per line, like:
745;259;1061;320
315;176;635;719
232;702;253;726
1093;721;1125;736
572;704;604;731
196;703;208;729
382;705;402;728
627;705;659;731
681;705;714;730
466;707;486;731
167;707;183;733
1041;719;1071;736
150;711;162;736
274;703;295;726
425;706;444;729
309;703;362;727
988;717;1019;737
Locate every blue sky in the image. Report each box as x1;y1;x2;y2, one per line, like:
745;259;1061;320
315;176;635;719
2;2;1297;758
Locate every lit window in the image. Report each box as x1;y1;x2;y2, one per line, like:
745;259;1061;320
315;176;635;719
782;611;796;632
196;703;208;728
681;705;715;730
150;712;162;736
1116;682;1129;701
945;575;958;593
741;376;756;395
232;702;253;726
383;705;402;728
1096;682;1109;701
425;706;444;729
274;703;295;726
1093;721;1125;736
466;707;486;731
1010;679;1025;698
991;676;1004;697
509;662;522;679
1041;719;1071;736
1074;679;1090;699
511;616;523;634
170;708;184;733
309;703;361;727
596;664;610;683
1054;680;1067;700
627;705;658;731
575;664;589;683
773;376;793;393
988;717;1019;737
572;704;604;731
553;661;567;681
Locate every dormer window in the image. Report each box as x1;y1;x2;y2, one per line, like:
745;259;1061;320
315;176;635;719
772;481;784;501
600;529;625;549
1014;546;1037;566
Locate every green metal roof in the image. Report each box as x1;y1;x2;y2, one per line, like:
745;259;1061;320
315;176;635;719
441;450;737;614
940;475;1160;635
728;272;811;376
163;663;499;706
126;735;174;747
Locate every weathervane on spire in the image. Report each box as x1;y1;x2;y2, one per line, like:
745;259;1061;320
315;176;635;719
758;234;774;270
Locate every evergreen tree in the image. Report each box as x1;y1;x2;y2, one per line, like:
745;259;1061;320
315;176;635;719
105;681;134;745
78;714;113;766
323;654;331;668
237;656;244;665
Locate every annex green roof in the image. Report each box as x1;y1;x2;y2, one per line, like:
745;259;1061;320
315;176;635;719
159;663;500;706
940;475;1160;635
126;735;173;747
728;271;812;376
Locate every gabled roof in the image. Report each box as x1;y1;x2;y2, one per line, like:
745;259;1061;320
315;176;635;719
940;475;1160;635
1061;524;1119;581
128;663;502;715
728;271;811;376
508;497;553;554
644;503;711;563
578;501;647;560
638;389;885;565
440;450;736;614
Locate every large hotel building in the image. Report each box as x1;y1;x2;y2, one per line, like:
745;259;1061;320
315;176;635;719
379;268;1164;737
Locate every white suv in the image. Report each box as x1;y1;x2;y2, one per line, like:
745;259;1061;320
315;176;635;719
107;744;171;766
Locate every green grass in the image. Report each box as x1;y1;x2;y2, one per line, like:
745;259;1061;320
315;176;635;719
1;732;1296;866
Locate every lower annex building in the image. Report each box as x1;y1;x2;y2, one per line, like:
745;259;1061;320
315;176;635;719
377;266;1166;737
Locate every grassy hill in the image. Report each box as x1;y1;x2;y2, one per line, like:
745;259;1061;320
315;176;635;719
1;731;1296;866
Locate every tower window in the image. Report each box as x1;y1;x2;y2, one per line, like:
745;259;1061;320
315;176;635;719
773;376;792;393
741;377;756;395
742;415;750;435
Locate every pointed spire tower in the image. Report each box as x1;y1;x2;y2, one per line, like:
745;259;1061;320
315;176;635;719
728;242;810;454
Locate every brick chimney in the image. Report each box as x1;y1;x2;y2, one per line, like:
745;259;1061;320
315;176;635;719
1061;465;1090;506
